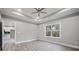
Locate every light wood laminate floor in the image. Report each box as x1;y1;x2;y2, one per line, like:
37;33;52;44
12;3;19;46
15;40;79;51
4;40;79;51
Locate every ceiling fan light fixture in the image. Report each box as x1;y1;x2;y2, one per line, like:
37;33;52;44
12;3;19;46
32;8;47;17
34;19;41;22
32;17;42;22
36;17;40;19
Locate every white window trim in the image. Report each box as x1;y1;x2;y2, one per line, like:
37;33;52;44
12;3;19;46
44;22;61;38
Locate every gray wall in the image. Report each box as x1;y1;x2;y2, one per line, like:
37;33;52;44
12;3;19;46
2;18;37;43
0;14;1;20
2;14;79;47
38;15;79;46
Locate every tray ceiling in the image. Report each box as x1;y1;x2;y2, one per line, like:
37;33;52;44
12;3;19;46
0;8;79;24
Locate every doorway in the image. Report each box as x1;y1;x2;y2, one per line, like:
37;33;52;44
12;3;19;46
0;21;2;50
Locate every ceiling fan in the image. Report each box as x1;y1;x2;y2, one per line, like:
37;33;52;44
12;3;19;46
32;8;47;17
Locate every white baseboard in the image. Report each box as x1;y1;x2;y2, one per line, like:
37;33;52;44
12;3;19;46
39;40;79;49
16;39;79;49
16;39;37;44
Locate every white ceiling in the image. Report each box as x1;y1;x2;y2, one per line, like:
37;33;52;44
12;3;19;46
21;8;62;18
0;8;79;24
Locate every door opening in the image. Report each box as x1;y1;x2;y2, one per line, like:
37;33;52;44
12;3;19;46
0;21;2;50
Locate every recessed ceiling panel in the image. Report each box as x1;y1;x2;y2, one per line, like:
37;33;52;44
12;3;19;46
21;8;62;19
0;8;79;24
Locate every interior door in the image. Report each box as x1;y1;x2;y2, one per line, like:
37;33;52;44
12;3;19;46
0;21;2;50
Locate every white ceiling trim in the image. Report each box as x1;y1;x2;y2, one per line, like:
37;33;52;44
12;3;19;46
41;8;64;19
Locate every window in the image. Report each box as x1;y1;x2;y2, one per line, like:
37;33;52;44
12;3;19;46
45;23;61;38
46;25;51;36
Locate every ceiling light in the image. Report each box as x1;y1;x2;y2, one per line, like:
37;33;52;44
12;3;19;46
32;17;42;21
17;9;22;12
12;12;24;16
36;17;40;19
58;8;71;13
33;19;41;22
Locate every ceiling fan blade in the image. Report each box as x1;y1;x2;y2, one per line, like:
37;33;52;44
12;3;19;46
34;8;45;12
41;12;47;14
34;8;38;11
41;8;45;11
